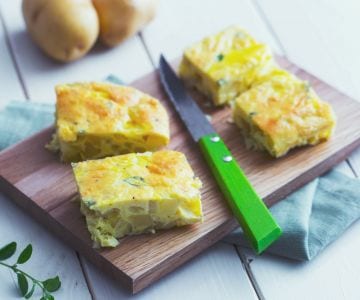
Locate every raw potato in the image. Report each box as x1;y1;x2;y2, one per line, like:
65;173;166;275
22;0;99;62
93;0;159;47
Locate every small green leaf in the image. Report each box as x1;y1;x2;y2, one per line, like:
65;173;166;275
43;276;61;292
40;296;54;300
0;242;17;260
17;273;28;296
17;244;32;264
25;284;35;299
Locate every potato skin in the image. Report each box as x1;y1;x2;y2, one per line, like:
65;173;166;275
93;0;159;47
22;0;99;62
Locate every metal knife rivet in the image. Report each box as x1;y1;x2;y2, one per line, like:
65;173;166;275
223;155;233;162
210;136;220;142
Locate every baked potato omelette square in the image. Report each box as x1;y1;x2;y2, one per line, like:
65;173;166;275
179;26;276;106
72;150;203;247
232;71;336;157
48;82;170;162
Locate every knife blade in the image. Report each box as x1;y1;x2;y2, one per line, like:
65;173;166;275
159;54;282;253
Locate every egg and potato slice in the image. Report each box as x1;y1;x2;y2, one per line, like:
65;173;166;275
48;82;170;162
179;26;336;157
72;151;203;247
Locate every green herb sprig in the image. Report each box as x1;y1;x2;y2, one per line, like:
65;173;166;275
0;242;61;300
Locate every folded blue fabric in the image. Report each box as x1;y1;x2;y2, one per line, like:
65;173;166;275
1;97;359;261
224;172;360;260
0;101;54;149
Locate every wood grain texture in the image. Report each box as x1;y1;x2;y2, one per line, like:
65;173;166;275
1;57;360;293
0;9;23;105
82;243;258;300
256;0;360;101
142;0;284;61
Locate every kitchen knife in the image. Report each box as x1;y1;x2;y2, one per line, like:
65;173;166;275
158;55;282;253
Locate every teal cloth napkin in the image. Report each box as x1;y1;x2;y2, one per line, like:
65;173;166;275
1;100;360;261
224;172;360;260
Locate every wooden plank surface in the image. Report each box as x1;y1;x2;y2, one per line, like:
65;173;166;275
0;9;23;105
1;56;359;293
255;0;360;101
142;0;284;63
0;194;92;300
83;243;258;300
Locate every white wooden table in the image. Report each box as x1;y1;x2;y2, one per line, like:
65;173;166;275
1;1;360;299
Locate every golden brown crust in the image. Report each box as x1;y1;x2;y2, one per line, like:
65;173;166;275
72;151;203;247
232;71;336;157
50;82;169;162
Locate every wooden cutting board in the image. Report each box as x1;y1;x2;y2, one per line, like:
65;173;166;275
1;57;360;294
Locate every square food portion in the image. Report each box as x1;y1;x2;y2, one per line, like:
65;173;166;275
179;26;276;106
232;71;336;157
72;150;203;247
48;82;170;162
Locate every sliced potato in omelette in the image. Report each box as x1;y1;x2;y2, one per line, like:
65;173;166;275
179;26;276;106
47;82;170;162
72;150;203;247
232;70;336;157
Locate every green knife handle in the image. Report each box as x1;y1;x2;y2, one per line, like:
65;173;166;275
199;133;282;253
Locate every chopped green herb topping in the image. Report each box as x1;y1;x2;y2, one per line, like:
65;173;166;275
77;129;86;135
84;199;96;207
249;112;258;118
123;176;146;187
215;53;224;62
217;79;227;86
303;81;311;93
106;101;115;109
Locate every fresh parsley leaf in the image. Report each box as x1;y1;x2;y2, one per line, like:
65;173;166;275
0;242;17;260
40;295;54;300
17;244;32;264
0;242;61;299
43;276;61;292
17;273;28;296
25;284;35;299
